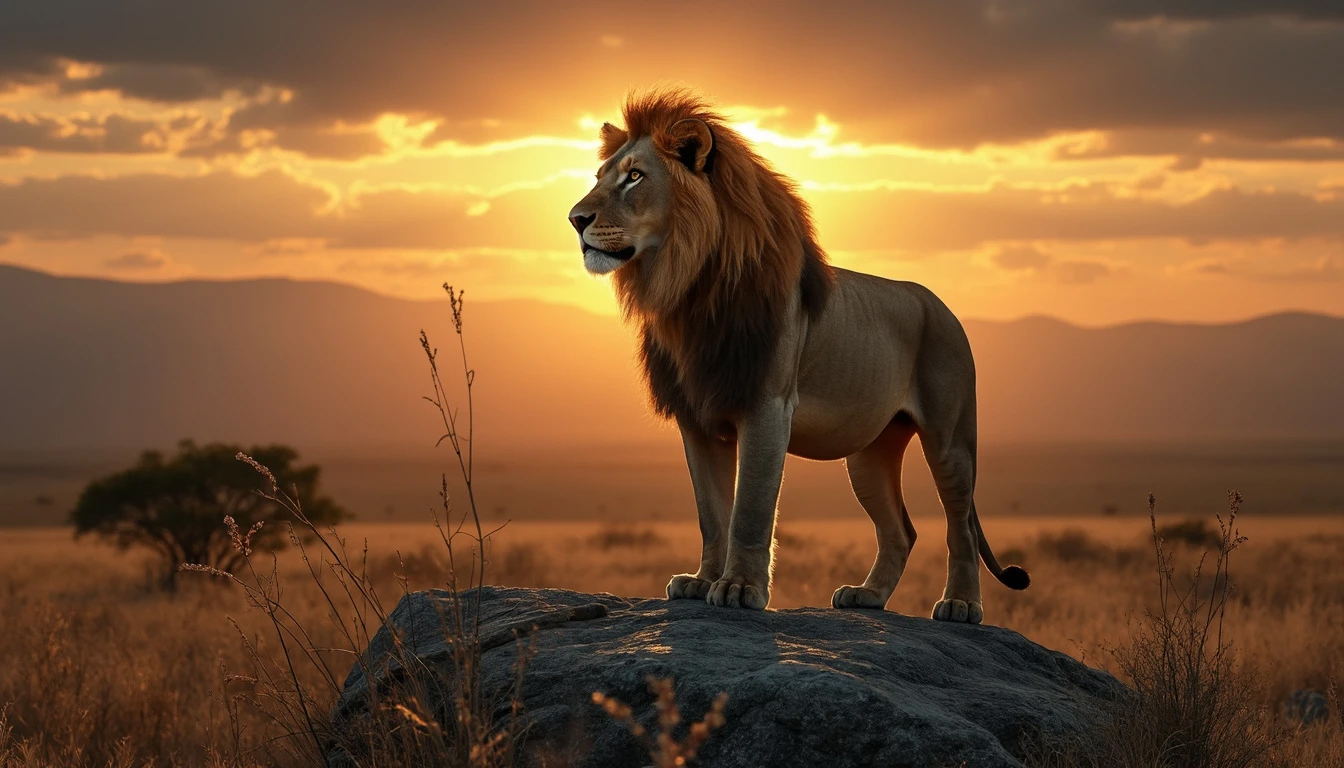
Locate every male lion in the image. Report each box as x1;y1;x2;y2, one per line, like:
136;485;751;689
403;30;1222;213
567;89;1029;623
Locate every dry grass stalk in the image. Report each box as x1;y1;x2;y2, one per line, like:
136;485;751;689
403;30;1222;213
177;282;526;767
1028;491;1306;768
592;676;728;767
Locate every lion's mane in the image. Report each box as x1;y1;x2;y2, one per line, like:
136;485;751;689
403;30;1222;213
601;88;834;433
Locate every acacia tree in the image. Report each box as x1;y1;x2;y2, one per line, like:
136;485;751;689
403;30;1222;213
71;440;346;586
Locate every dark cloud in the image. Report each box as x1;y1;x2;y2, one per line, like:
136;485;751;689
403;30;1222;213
1167;156;1204;172
988;243;1113;284
1;169;1340;255
0;169;572;249
58;62;260;102
1097;1;1344;21
0;0;1339;156
814;181;1344;252
1055;129;1344;164
105;250;169;270
0;170;333;241
0;112;185;154
178;99;389;160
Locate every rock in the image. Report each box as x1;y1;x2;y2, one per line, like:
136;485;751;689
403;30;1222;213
335;587;1125;768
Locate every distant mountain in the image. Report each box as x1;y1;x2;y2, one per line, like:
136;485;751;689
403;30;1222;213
2;263;1342;453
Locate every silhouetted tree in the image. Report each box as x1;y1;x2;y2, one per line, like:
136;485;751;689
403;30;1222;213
71;440;346;587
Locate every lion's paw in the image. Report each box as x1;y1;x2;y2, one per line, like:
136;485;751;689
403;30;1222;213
666;574;714;601
831;585;888;609
706;575;769;610
931;598;984;624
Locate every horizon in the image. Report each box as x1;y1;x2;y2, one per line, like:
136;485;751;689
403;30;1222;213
6;260;1343;330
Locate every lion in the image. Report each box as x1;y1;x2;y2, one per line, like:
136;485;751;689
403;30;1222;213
567;88;1029;622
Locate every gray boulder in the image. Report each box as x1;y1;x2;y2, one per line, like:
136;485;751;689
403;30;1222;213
335;587;1124;768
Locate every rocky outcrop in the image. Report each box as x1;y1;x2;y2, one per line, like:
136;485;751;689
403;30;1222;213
335;587;1125;768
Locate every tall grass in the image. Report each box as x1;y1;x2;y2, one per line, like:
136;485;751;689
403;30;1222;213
1028;492;1340;767
178;283;528;767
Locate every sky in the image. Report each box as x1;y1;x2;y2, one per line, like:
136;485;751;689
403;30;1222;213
1;1;1343;325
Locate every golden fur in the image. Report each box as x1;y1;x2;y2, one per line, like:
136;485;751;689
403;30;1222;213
568;88;1027;618
594;88;833;431
603;88;828;321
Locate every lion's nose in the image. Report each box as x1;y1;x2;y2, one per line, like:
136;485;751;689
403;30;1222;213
569;212;596;236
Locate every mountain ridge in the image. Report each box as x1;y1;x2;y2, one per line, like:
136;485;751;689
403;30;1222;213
2;261;1342;452
5;261;1338;330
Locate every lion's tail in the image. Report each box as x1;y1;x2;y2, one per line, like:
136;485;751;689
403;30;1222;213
972;508;1031;590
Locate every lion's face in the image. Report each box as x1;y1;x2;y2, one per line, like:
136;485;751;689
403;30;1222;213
567;136;676;275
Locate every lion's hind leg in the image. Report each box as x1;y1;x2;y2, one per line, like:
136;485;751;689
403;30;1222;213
922;427;984;624
832;421;918;610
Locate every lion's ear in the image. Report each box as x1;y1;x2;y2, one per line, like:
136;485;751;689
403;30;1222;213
598;122;628;160
667;118;714;174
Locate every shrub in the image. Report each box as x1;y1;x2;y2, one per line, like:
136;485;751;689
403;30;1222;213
1155;518;1224;551
1029;492;1285;768
587;525;669;550
1035;528;1109;563
71;440;345;587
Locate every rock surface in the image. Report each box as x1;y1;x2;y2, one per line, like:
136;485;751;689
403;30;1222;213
336;587;1124;768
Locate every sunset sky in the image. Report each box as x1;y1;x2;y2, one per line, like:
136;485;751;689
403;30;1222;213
2;1;1343;325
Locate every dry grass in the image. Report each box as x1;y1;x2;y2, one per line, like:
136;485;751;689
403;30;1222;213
1;510;1342;766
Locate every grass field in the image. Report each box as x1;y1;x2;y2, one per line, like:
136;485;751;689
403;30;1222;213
2;510;1343;766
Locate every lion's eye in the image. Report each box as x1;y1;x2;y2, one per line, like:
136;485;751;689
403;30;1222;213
628;170;643;182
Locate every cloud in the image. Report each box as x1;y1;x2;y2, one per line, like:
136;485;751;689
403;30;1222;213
1;1;1341;155
105;250;169;270
2;168;1342;258
0;169;579;250
1183;253;1344;282
0;111;194;155
57;62;260;102
988;244;1113;284
1053;129;1344;164
1098;1;1344;21
0;170;334;241
177;96;391;160
991;245;1053;270
1052;259;1113;284
812;181;1344;252
337;249;578;287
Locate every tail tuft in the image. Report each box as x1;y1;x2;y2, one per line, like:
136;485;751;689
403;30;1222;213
999;565;1031;591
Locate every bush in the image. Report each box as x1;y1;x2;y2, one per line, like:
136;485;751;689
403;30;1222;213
587;525;668;550
1035;528;1109;563
1030;492;1285;768
1155;518;1224;551
71;440;345;587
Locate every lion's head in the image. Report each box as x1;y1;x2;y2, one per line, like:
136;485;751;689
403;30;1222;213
568;88;826;320
569;88;833;430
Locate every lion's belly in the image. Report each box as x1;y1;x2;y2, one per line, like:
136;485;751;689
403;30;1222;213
782;271;930;461
786;394;904;461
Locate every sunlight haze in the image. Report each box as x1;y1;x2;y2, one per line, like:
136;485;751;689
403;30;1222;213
3;2;1342;325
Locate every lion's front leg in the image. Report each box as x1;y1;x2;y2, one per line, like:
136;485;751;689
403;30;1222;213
667;421;737;601
707;397;793;610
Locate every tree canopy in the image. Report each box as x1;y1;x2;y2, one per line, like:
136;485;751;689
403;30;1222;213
71;440;346;585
